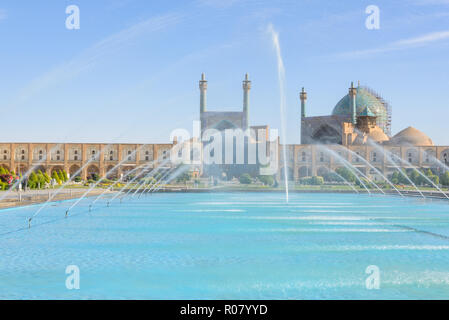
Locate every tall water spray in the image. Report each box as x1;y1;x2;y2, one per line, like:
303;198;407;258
268;23;289;203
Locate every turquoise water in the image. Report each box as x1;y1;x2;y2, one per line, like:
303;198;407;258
1;192;449;299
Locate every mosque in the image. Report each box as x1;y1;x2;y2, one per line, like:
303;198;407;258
0;75;448;184
281;80;448;182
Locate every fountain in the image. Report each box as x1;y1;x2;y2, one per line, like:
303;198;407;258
90;163;152;206
321;166;359;194
341;146;404;197
88;162;154;206
28;148;112;225
0;143;65;202
366;141;426;198
268;23;289;203
151;165;191;194
390;153;449;200
317;145;373;194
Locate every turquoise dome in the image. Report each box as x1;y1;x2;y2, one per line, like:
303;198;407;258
332;86;389;135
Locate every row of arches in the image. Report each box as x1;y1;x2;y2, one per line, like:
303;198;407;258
0;164;105;179
293;148;449;165
280;165;385;180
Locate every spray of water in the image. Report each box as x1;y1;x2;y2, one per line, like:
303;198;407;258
317;145;374;194
341;146;403;197
268;23;288;203
391;153;449;200
90;162;154;206
105;163;155;203
323;166;359;194
0;143;65;202
366;141;425;198
138;159;172;197
152;165;190;193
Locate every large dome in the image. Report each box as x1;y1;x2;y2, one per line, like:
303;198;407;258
332;86;390;135
389;127;434;146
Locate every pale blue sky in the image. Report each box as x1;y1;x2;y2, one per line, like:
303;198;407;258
0;0;448;144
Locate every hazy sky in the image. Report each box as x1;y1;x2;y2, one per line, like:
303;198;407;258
0;0;448;144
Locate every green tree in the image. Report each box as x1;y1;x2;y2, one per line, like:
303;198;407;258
409;170;420;185
62;170;69;182
239;173;252;184
390;172;399;184
430;174;439;186
311;176;324;185
176;172;191;183
39;170;51;184
28;172;38;189
37;172;46;189
335;167;356;183
258;175;274;186
52;171;61;184
441;172;449;186
58;170;65;182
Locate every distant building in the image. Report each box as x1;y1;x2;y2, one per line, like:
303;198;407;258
278;82;448;182
199;73;270;178
1;77;448;184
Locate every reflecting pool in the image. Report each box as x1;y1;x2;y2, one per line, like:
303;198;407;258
1;192;449;299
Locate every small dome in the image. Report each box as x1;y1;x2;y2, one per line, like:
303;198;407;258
389;127;433;146
367;128;390;143
353;127;389;145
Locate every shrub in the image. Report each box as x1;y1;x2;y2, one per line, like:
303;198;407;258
28;172;38;189
36;171;46;188
440;172;449;186
335;167;356;183
62;170;69;182
258;175;274;186
176;172;191;183
239;173;252;184
299;176;324;185
51;171;61;184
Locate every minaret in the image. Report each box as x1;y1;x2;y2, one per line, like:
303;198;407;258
300;87;307;119
242;73;251;130
300;87;307;144
349;81;357;125
199;73;207;114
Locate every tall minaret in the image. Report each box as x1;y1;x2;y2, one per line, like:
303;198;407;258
242;73;251;130
300;87;307;119
199;73;207;114
349;81;357;125
300;87;307;144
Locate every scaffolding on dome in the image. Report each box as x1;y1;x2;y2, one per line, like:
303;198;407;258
359;86;392;137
